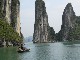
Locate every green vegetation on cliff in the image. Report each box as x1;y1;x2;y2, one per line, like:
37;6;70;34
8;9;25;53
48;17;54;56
0;19;22;42
68;16;80;40
48;27;55;42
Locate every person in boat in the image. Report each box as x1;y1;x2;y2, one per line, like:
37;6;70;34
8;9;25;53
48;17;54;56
18;43;27;51
18;47;24;51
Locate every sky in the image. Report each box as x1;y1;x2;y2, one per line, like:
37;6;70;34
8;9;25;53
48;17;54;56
20;0;80;38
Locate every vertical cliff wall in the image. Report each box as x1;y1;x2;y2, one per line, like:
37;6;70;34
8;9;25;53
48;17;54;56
33;0;49;43
5;0;11;24
0;0;22;46
0;0;11;24
0;0;5;18
11;0;20;36
0;0;21;36
33;0;55;43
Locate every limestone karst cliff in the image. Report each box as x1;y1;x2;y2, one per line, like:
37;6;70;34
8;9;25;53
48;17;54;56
48;27;55;42
33;2;80;42
11;0;21;36
57;3;80;41
33;0;55;43
0;0;21;36
0;0;22;46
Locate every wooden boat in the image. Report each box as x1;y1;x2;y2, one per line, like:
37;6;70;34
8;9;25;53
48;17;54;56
17;49;30;53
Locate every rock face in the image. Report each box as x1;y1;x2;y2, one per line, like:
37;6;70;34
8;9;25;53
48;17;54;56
5;0;11;24
0;0;5;18
33;0;55;43
61;3;75;41
48;27;55;42
57;3;80;41
0;0;21;36
11;0;21;36
0;0;22;47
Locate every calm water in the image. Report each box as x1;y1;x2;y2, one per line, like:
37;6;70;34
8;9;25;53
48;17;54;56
0;42;80;60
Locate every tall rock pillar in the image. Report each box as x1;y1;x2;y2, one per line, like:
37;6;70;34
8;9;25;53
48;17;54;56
33;0;49;43
58;3;76;41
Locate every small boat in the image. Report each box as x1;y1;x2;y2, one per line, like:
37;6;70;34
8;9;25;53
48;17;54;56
17;49;30;53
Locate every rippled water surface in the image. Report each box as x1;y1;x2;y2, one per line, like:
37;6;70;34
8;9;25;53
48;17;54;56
0;42;80;60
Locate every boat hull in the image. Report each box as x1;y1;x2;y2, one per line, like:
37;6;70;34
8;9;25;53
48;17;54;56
17;49;30;53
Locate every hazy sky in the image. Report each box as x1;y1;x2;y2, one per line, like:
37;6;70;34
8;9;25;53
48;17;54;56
20;0;80;38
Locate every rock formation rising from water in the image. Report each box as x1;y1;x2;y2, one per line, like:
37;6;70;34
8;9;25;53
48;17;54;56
0;0;22;46
0;0;21;36
57;3;80;41
33;0;55;43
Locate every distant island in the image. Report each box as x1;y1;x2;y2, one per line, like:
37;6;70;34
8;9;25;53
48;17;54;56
24;36;33;43
33;0;80;43
0;0;23;47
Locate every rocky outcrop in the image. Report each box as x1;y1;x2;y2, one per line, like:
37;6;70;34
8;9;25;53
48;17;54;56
0;0;22;47
33;0;49;43
5;0;11;24
0;0;5;18
0;0;21;36
57;3;80;41
48;27;55;42
33;0;55;43
59;3;76;41
11;0;21;36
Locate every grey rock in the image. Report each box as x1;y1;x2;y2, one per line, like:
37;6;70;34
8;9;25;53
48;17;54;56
57;3;80;41
61;3;75;41
0;0;21;36
33;0;55;43
11;0;21;36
